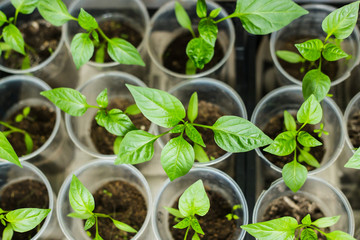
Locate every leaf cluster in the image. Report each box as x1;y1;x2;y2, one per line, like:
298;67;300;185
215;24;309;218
225;204;241;221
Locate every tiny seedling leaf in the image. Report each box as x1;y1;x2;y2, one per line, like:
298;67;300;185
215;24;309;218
107;38;145;66
194;143;210;163
71;33;94;69
0;132;21;167
69;175;95;216
186;37;214;69
295;39;323;61
196;0;207;18
103;109;136;136
345;148;360;169
322;43;349;61
24;133;33;155
301;228;317;240
3;224;13;240
84;216;95;231
96;89;108;108
185;123;205;147
302;69;331;102
175;1;194;36
209;8;221;19
124;104;141;115
297;131;322;147
276;50;304;64
170;124;185;134
187;92;198;123
164;207;185;218
38;0;75;26
298;149;320;168
11;0;39;14
112;219;137;233
301;214;312;225
174;217;191;229
192;232;200;240
6;208;50;233
284;110;296;131
3;24;25;55
179;180;210;217
297;95;323;125
78;8;98;31
312;216;340;228
198;18;218;47
263;131;297;156
282;160;308;192
191;218;204;235
325;231;356;240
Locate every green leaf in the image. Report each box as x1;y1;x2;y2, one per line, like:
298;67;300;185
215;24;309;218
212;116;273;152
0;132;21;167
345;148;360;169
282;160;308;192
38;0;75;26
191;218;204;234
179;180;210;217
124;104;141;116
175;1;194;36
276;50;305;64
198;18;218;47
103;109;136;136
298;148;320;168
301;214;312;225
170;124;185;134
312;216;340;228
40;88;89;116
164;207;185;218
96;89;108;108
297;131;322;147
3;24;25;55
95;110;106;127
24;133;33;155
15;114;23;122
71;33;94;69
107;38;145;66
194;143;210;163
23;107;30;117
69;175;95;216
84;216;95;231
301;228;317;240
284;110;296;131
322;1;360;39
113;136;123;155
234;0;308;35
186;37;214;69
11;0;38;14
78;8;98;31
126;85;185;128
3;224;13;240
6;208;50;233
241;217;298;240
302;69;331;102
209;8;221;19
196;0;207;18
67;212;91;219
322;43;349;61
161;136;195;181
174;217;191;229
112;219;137;233
185;124;205;147
94;233;104;240
192;232;200;240
116;130;156;165
295;39;323;61
187;92;198;123
325;231;356;240
0;11;7;27
297;95;323;125
263;131;296;156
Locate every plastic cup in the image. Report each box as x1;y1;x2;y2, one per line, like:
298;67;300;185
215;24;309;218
344;91;360;152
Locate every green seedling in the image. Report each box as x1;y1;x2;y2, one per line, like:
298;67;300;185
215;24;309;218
276;1;360;102
175;0;307;74
165;180;210;240
68;175;137;240
226;204;241;221
0;207;50;240
263;95;325;192
241;214;355;240
15;106;30;122
38;0;144;69
116;85;272;181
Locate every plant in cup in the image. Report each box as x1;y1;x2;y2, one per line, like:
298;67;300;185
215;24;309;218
226;204;241;221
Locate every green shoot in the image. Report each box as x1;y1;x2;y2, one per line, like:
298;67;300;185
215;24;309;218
226;204;241;221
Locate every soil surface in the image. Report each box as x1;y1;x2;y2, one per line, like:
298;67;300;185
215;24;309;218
0;179;49;240
163;32;224;74
262;195;328;240
347;111;360;148
261;112;325;171
87;180;147;240
90;98;151;154
169;188;240;240
3;105;56;157
1;19;61;69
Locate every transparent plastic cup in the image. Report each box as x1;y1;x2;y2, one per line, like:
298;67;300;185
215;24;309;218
270;4;360;87
251;86;345;175
0;162;56;239
57;159;152;240
155;78;247;168
253;177;355;235
152;167;248;240
145;0;235;90
65;71;148;159
344;92;360;153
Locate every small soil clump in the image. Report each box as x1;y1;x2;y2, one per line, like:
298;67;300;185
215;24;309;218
347;111;360;148
0;179;49;240
90;98;151;154
163;32;224;74
87;180;147;240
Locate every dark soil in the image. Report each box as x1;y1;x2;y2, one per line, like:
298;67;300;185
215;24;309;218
90;19;142;63
0;179;49;240
262;195;328;240
87;180;147;240
3;105;56;157
347;111;360;148
261;112;325;171
1;19;61;69
90;98;151;154
169;188;240;240
171;100;226;160
163;32;224;74
277;36;339;81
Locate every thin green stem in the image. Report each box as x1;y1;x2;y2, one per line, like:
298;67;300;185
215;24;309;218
85;104;102;110
25;43;36;54
192;123;213;130
215;13;238;23
184;225;191;240
0;121;25;134
297;123;307;133
294;148;297;163
189;28;196;39
324;33;332;43
97;28;111;42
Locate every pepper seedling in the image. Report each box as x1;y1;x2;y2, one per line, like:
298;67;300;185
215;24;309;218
276;1;360;101
241;214;355;240
165;180;210;240
116;85;272;181
68;175;137;240
263;95;324;192
0;207;50;240
175;0;308;74
226;204;241;221
37;0;144;69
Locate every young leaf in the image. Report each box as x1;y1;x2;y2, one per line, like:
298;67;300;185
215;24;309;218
185;123;205;147
284;110;296;131
126;85;185;128
194;143;210;163
345;148;360;169
170;124;185;134
298;148;320;168
191;218;204;234
124;104;141;115
276;50;305;64
297;131;322;147
24;133;33;155
69;175;95;217
322;43;349;61
0;11;7;27
107;38;145;66
3;224;13;240
301;228;317;240
116;130;156;165
11;0;39;14
6;208;50;232
3;24;25;55
84;216;95;231
282;160;308;192
71;33;94;69
295;39;323;61
234;0;308;35
103;109;136;136
187;92;198;123
212;116;273;152
263;131;297;156
322;1;360;39
186;37;214;69
312;216;340;228
78;8;98;31
209;8;221;19
40;88;89;116
38;0;75;26
325;231;356;240
193;232;200;240
174;217;191;229
198;18;218;47
241;217;298;240
302;69;331;102
175;1;195;37
301;214;312;225
297;95;323;125
112;219;137;233
164;207;185;218
179;180;210;217
196;0;207;18
96;89;108;108
95;110;106;127
0;132;21;167
161;136;195;181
